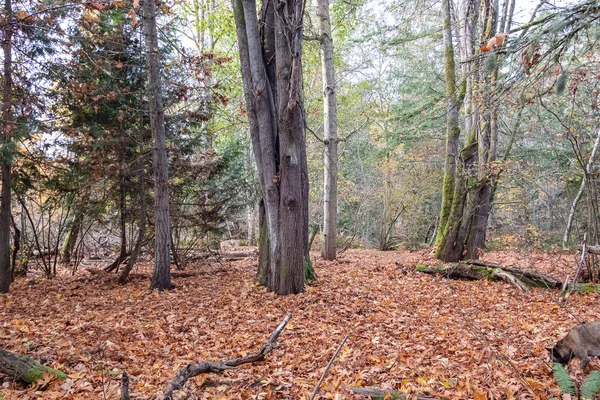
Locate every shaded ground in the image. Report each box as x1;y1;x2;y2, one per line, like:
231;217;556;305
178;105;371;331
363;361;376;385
0;248;598;399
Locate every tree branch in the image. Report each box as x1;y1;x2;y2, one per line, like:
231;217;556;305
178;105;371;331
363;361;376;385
163;313;292;399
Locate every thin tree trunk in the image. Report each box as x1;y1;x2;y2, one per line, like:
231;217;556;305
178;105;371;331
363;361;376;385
0;0;13;293
143;0;172;290
61;211;83;265
434;0;461;247
10;213;19;277
104;183;129;273
119;168;146;284
318;0;338;261
247;203;256;246
564;130;600;245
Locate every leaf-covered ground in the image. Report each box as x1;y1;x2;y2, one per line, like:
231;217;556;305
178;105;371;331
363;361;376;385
1;248;599;399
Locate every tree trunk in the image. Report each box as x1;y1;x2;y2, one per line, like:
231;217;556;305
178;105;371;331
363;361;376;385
464;0;500;259
247;202;256;246
233;0;309;295
434;0;461;247
0;0;13;293
119;168;146;284
318;0;338;261
143;0;172;291
61;211;83;265
104;184;129;273
10;213;20;276
0;349;66;384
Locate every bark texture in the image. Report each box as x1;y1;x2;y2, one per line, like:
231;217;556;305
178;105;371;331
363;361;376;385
0;0;13;292
233;0;309;295
318;0;338;261
143;0;172;290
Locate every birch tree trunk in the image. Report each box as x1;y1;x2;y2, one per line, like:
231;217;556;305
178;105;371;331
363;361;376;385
0;0;14;293
143;0;172;291
233;0;309;295
318;0;338;261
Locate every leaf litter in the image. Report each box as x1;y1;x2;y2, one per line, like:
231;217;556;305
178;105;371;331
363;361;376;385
0;248;598;399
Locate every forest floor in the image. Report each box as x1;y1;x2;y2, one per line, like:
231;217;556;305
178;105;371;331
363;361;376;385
1;247;598;399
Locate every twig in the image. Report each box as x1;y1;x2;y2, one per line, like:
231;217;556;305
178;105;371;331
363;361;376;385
309;335;349;400
163;313;292;399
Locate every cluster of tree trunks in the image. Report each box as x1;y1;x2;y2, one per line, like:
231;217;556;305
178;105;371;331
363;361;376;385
435;0;515;262
233;0;310;294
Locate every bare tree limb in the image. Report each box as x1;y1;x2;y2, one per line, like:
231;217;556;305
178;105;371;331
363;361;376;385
163;313;292;399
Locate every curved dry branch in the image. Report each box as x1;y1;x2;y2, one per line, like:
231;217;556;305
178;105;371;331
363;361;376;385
163;312;292;399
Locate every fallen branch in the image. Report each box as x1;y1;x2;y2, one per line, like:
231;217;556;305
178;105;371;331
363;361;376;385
491;268;528;291
466;260;560;288
163;312;292;399
0;349;66;384
580;244;600;254
310;335;349;400
346;386;442;399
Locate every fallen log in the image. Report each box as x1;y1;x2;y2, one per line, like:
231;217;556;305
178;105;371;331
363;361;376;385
466;260;561;288
416;262;561;290
163;313;291;399
346;386;442;399
0;349;66;384
580;244;600;254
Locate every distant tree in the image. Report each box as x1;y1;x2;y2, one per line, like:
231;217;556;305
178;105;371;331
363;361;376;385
318;0;339;261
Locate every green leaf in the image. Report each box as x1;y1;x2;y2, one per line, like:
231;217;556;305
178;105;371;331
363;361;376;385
552;362;576;396
581;370;600;399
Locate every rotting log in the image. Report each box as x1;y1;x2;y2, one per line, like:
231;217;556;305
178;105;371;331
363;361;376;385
416;262;561;290
346;386;442;399
163;313;291;399
0;349;66;384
